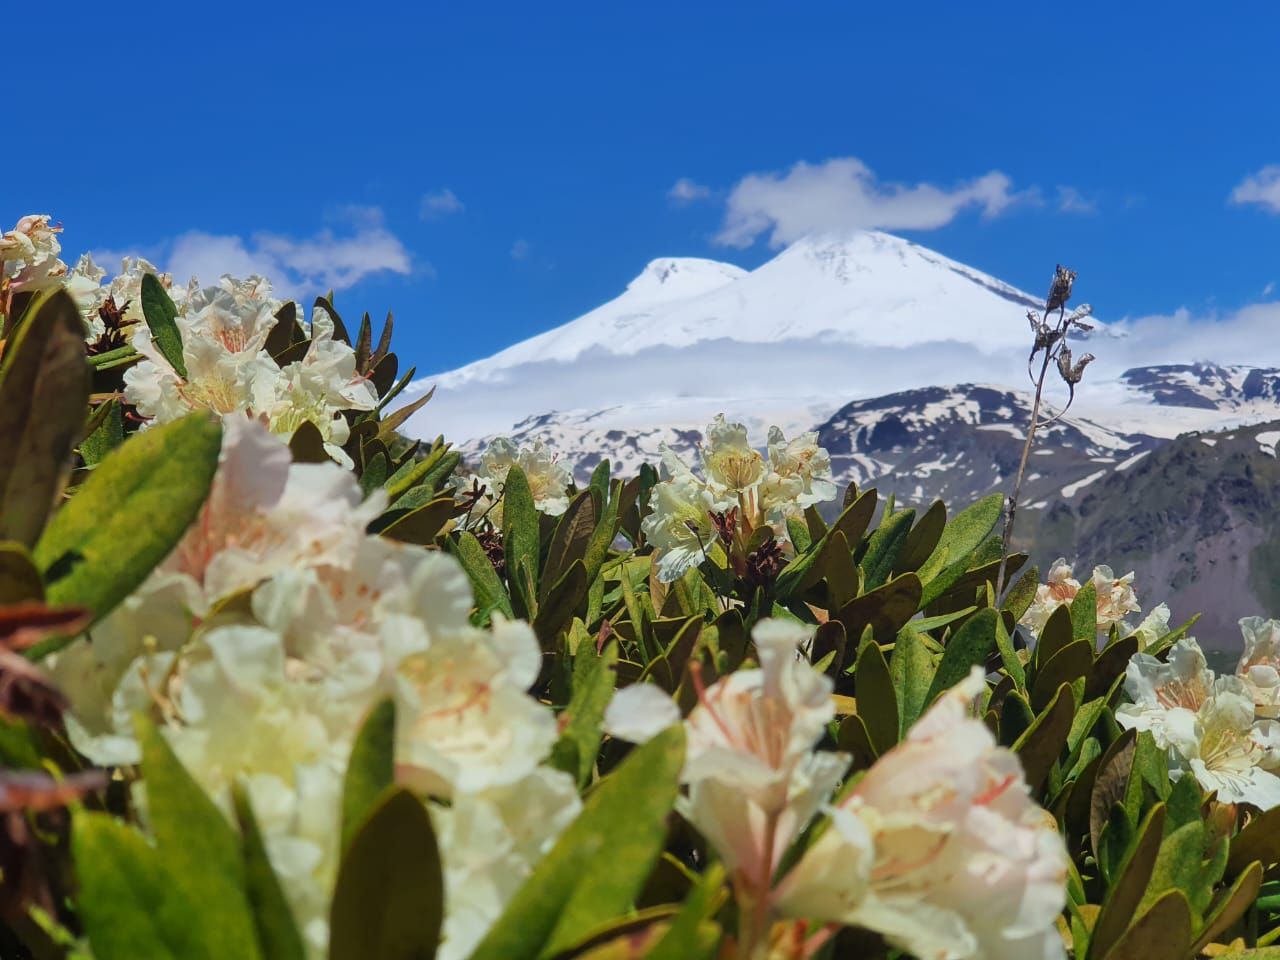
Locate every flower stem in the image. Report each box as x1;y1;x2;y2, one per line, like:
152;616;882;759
996;347;1053;599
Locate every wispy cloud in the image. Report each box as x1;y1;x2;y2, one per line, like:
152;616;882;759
714;157;1033;248
510;238;532;261
101;206;414;297
668;177;711;203
1230;165;1280;213
1056;186;1097;215
420;188;465;220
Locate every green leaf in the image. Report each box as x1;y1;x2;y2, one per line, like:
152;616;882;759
1035;604;1075;669
1192;861;1263;954
342;698;396;850
81;398;125;467
140;273;188;378
553;641;618;786
1227;804;1280;875
502;465;540;583
774;489;876;598
855;639;899;753
1096;889;1192;960
918;491;1004;584
72;812;212;960
449;531;513;621
0;540;43;603
1012;682;1075;793
859;508;914;590
1002;565;1040;621
994;610;1025;690
893;500;946;575
533;559;589;648
135;716;262;959
925;608;998;704
329;788;444;960
1090;804;1168;960
231;784;307;960
0;288;90;547
646;863;727;960
542;490;597;601
1071;579;1098;641
1030;639;1093;712
836;573;922;644
471;726;686;960
32;414;221;640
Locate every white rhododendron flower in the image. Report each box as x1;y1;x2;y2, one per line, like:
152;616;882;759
763;425;837;512
640;472;732;583
645;417;836;582
451;436;574;527
1118;635;1280;806
1092;564;1140;629
123;279;376;459
775;669;1069;960
1238;616;1280;718
701;414;766;493
0;214;67;293
50;416;573;959
434;767;581;960
1020;558;1147;639
607;619;849;889
50;418;385;764
66;253;171;341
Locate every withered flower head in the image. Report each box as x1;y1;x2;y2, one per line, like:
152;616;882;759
744;537;785;592
1056;345;1096;386
1045;264;1077;316
475;526;506;580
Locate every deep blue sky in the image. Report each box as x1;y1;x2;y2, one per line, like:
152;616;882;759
16;1;1280;373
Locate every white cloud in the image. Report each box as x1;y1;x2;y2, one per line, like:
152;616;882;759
510;238;531;261
160;206;411;297
1056;186;1097;214
1231;166;1280;213
715;157;1030;248
668;177;711;203
420;188;464;220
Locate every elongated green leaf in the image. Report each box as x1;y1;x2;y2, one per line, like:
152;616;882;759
925;608;998;703
0;540;43;603
0;288;89;547
1012;682;1075;792
140;273;187;378
471;726;686;960
893;500;946;575
646;863;727;960
342;698;396;850
855;640;899;752
860;508;914;590
1030;639;1093;712
553;642;618;786
81;398;125;466
329;788;444;960
502;465;540;582
542;490;596;600
32;414;221;637
136;716;262;959
918;491;1004;584
72;812;212;960
1096;888;1191;960
1090;804;1168;960
994;612;1025;690
1071;580;1098;641
449;531;513;620
231;784;307;960
891;624;937;731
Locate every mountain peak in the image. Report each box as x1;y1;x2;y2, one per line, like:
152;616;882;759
625;257;747;300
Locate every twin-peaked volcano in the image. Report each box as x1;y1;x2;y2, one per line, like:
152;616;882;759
408;231;1073;444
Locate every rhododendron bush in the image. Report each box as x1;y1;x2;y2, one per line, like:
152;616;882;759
5;216;1280;960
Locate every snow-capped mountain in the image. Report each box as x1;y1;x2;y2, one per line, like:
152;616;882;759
407;231;1077;446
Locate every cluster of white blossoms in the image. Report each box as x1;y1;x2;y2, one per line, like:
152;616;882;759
0;215;67;297
121;277;378;462
47;418;576;959
450;436;574;527
642;415;837;583
1117;620;1280;808
1020;557;1168;645
605;621;1069;960
64;252;171;342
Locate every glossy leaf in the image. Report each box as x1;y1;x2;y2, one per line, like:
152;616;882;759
140;273;188;378
0;288;90;547
329;787;444;960
342;698;396;850
32;414;221;638
231;784;307;960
